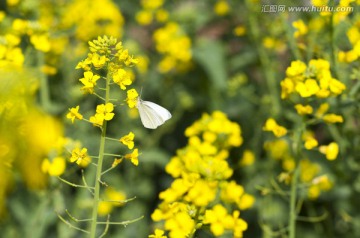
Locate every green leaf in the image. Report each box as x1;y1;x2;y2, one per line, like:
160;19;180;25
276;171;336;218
193;38;227;91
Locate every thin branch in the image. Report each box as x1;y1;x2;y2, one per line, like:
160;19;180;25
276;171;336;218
65;209;93;222
82;170;95;195
99;215;111;238
57;213;90;234
96;216;144;226
57;176;95;190
297;212;328;223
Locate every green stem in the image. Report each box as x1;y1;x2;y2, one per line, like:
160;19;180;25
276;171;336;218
289;127;303;238
89;72;111;238
289;165;299;238
245;0;281;116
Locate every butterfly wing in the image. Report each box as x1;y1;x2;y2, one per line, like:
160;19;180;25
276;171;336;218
137;100;172;129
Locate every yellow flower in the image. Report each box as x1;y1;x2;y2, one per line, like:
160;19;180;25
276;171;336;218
66;105;83;123
90;113;105;126
155;9;169;22
41;157;66;176
136;10;153;25
304;137;318;150
293;20;308;38
280;78;295;99
319;142;339;160
294;104;313;115
214;0;230;16
203;205;229;236
233;25;246;36
70;147;91;165
323;114;344;123
165;211;195;238
96;103;115;121
125;148;139;166
112;68;132;90
237;193;255;210
98;201;113;216
329;78;346;95
90;53;107;69
263;118;287;137
126;89;139;108
220;181;244;204
79;71;100;94
295;79;320;97
148;229;167;238
286;60;307;77
239;150;255;166
119;132;135;149
316;103;329;117
30;34;51;52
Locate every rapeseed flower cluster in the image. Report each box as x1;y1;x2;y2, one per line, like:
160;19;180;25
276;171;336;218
153;22;192;73
338;19;360;63
265;139;333;199
281;59;346;99
69;36;139;166
61;0;124;41
65;35;142;236
150;111;254;237
0;68;65;217
135;0;168;25
311;0;356;24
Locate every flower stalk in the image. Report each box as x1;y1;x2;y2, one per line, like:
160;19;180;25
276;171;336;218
89;72;110;238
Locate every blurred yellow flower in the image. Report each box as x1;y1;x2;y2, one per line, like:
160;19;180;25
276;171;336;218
323;114;344;123
148;229;167;238
263;118;287;137
214;0;230;16
295;104;313;115
293;20;308;38
319;142;339;160
41;157;66;176
240;150;255;166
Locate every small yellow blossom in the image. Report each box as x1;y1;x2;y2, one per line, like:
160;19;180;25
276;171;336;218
136;10;153;25
286;60;307;77
125;148;139;166
90;113;105;126
66;106;83;123
41;157;66;176
30;34;51;52
96;103;115;121
214;0;230;16
79;71;100;94
319;142;339;160
316;103;330;117
126;89;139;108
294;104;313;115
293;20;308;38
149;229;167;238
323;114;344;123
70;147;91;165
295;79;320;97
119;132;135;149
90;53;107;69
304;137;318;150
263;118;287;137
233;25;246;36
113;68;132;90
239;150;255;166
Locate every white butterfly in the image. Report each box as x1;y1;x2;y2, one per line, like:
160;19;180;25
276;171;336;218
136;98;172;129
